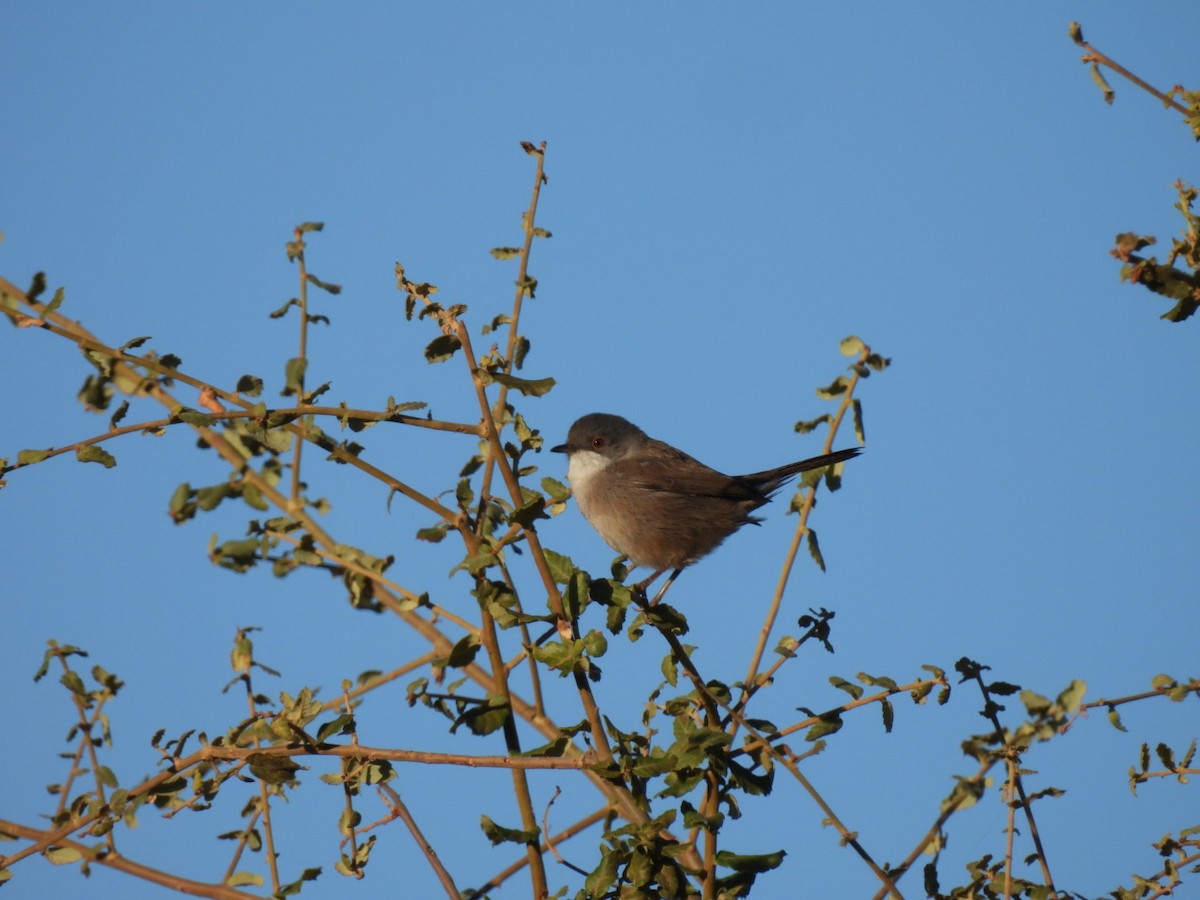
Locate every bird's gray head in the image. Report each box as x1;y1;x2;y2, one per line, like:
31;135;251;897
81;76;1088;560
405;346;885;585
550;413;647;465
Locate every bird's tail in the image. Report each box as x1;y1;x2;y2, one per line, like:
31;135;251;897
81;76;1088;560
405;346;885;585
740;447;861;494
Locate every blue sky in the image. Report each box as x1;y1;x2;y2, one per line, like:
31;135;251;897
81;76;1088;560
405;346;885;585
3;5;1198;899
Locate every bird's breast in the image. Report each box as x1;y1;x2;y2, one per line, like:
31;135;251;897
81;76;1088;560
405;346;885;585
565;451;608;514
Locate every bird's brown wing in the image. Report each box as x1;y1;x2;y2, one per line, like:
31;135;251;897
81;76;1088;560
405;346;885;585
612;440;764;502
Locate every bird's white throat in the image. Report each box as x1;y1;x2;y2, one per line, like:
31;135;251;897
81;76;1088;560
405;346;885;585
565;449;610;504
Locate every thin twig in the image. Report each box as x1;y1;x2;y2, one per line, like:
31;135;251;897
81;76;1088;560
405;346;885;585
467;807;610;899
636;595;903;897
239;640;281;894
316;654;440;713
743;344;867;691
290;225;309;505
379;784;460;898
962;665;1058;898
1003;755;1017;900
0;819;257;900
1071;25;1191;115
870;759;998;899
541;787;589;876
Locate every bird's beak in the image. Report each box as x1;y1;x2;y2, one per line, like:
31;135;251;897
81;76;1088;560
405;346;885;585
551;443;569;454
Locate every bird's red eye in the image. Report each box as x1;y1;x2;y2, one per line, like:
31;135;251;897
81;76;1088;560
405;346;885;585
592;436;606;450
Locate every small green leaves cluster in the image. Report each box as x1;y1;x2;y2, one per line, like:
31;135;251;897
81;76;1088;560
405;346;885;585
1129;739;1197;793
582;810;694;899
1111;826;1200;899
809;665;950;742
1111;183;1200;322
407;674;513;738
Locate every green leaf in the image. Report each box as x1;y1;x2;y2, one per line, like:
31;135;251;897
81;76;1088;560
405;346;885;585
316;714;355;743
774;635;799;659
212;537;260;572
518;736;572;758
727;757;774;796
446;634;481;669
197;483;233;511
484;372;555;397
416;524;450;543
852;398;865;443
480;815;538;846
815;376;851;400
829;675;863;700
489;247;521;260
513;335;531;370
794;414;830;434
269;298;300;319
1056;678;1087;713
109;400;129;430
24;271;47;302
76;445;117;468
1020;689;1052;717
631;753;677;778
582;630;608;659
805;712;843;742
511;494;548;527
338;807;362;836
60;670;86;698
807;528;826;571
228;871;265;887
640;603;689;636
283;357;307;394
176;408;216;427
584;846;621;897
424;335;461;364
715;849;785;873
384;398;427;414
541;476;571;502
1155;742;1176;769
246;753;302;785
987;680;1021;696
563;570;588;620
242;484;268;511
236;375;264;397
839;335;865;357
306;273;341;294
533;639;580;675
1182;739;1196;769
541;549;577;584
38;286;68;317
661;652;678;687
1089;62;1114;105
1151;673;1176;691
481;313;511;335
859;672;899;691
454;700;509;736
17;448;51;465
46;846;82;865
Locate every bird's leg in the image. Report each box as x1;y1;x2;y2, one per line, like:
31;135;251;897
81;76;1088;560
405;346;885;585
629;567;684;605
630;568;664;603
646;567;683;606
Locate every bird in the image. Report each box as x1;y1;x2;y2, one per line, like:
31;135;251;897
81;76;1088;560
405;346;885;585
551;413;860;592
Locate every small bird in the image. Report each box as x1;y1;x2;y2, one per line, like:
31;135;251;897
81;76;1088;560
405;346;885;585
551;413;860;583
